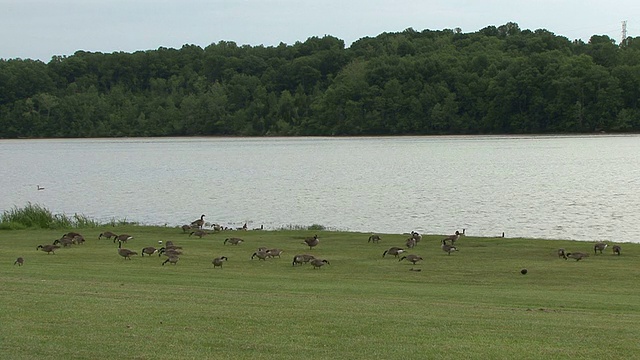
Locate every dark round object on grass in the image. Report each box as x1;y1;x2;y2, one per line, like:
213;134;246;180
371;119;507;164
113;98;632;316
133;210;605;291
520;269;528;275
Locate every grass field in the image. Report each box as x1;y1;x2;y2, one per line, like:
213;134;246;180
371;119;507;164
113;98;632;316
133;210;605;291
2;226;640;359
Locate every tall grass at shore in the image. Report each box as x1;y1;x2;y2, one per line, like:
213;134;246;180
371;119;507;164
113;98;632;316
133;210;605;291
2;225;640;359
0;203;100;230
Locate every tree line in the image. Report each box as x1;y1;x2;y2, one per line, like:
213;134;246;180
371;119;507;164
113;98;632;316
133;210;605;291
1;22;639;138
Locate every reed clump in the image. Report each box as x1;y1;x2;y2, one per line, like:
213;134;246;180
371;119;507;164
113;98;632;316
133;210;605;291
0;203;100;230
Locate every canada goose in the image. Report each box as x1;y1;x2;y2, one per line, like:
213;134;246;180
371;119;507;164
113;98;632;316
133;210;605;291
399;254;423;265
557;248;568;260
405;237;416;249
99;231;117;240
594;242;608;254
212;256;228;268
63;232;82;240
158;248;182;257
117;242;137;260
411;231;422;244
368;234;381;243
14;257;24;266
189;230;208;238
191;214;205;229
266;249;283;258
181;224;191;233
162;256;179;265
251;250;269;260
224;237;243;245
72;235;85;245
257;247;268;252
303;235;319;250
114;234;133;243
566;252;588;261
141;247;158;256
612;245;621;256
443;231;461;245
53;236;74;247
212;224;222;232
441;239;457;255
37;244;60;254
382;247;405;258
37;185;45;190
310;258;330;269
292;254;315;266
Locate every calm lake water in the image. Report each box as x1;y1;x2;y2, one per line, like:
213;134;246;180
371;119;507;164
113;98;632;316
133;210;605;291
1;135;639;242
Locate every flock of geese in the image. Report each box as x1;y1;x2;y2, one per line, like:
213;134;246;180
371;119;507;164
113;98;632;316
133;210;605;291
557;242;622;261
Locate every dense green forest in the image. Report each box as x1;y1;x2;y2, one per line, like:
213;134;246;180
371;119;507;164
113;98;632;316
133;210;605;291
1;22;639;138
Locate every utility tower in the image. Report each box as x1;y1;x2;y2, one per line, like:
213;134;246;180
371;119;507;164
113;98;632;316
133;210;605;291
621;20;627;46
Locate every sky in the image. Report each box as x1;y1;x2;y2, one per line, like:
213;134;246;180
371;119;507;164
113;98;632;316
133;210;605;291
1;0;638;62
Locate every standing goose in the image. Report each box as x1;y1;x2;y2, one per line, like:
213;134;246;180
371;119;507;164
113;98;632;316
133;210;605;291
566;252;588;261
382;247;405;258
99;231;117;240
162;256;179;266
612;245;621;256
189;230;208;238
303;235;319;250
141;247;158;256
212;256;228;268
37;244;60;254
441;239;458;255
310;258;330;269
117;242;137;260
191;214;205;229
224;237;243;245
368;234;381;243
14;257;24;266
399;254;423;265
557;248;568;260
114;234;133;243
411;231;422;245
251;250;269;261
405;237;416;249
594;242;608;254
442;231;461;245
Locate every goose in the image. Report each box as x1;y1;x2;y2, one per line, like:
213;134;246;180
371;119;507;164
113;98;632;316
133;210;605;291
405;237;416;249
441;239;458;255
212;256;228;268
99;231;117;240
158;248;182;257
310;258;330;269
117;242;137;260
191;214;205;229
594;242;608;255
14;257;24;266
612;245;621;256
181;224;191;233
292;254;315;266
257;247;268;252
212;224;222;232
114;234;133;243
251;250;269;260
189;230;208;238
303;235;319;250
411;231;422;244
72;235;85;245
37;244;60;254
37;185;45;190
266;249;283;258
368;234;381;243
64;232;82;239
162;256;179;265
141;247;158;256
566;252;588;261
557;248;568;260
53;236;74;247
382;247;405;258
399;254;423;265
224;237;243;245
442;231;461;245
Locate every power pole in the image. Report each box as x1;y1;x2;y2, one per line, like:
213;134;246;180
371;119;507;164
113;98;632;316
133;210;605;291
621;20;628;46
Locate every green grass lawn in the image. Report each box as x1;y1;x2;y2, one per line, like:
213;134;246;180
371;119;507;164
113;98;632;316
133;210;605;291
2;227;639;359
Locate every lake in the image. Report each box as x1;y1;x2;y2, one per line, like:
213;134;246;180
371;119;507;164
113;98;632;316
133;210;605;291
1;135;639;242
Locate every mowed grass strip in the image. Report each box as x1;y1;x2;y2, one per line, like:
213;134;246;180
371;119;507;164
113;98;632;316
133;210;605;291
2;227;640;359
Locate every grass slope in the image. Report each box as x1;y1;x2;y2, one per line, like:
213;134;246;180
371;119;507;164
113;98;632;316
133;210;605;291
2;227;639;359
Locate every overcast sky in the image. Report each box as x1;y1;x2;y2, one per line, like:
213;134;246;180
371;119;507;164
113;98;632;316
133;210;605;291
2;0;638;62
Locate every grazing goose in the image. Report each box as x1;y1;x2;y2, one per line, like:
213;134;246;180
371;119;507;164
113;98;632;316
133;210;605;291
251;250;269;261
72;235;85;245
191;214;205;229
158;248;182;257
612;245;621;256
382;247;405;258
405;237;416;249
303;235;319;250
266;249;283;258
162;256;179;266
557;248;568;260
114;234;133;243
212;224;222;232
442;231;461;245
37;244;60;254
141;247;158;256
441;239;458;255
117;242;137;260
99;231;117;240
224;237;243;245
14;257;24;266
368;234;381;243
212;256;228;268
189;230;208;238
399;254;423;265
64;232;82;239
310;258;330;269
594;242;608;255
181;225;191;233
53;236;74;247
566;252;588;261
292;254;315;266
